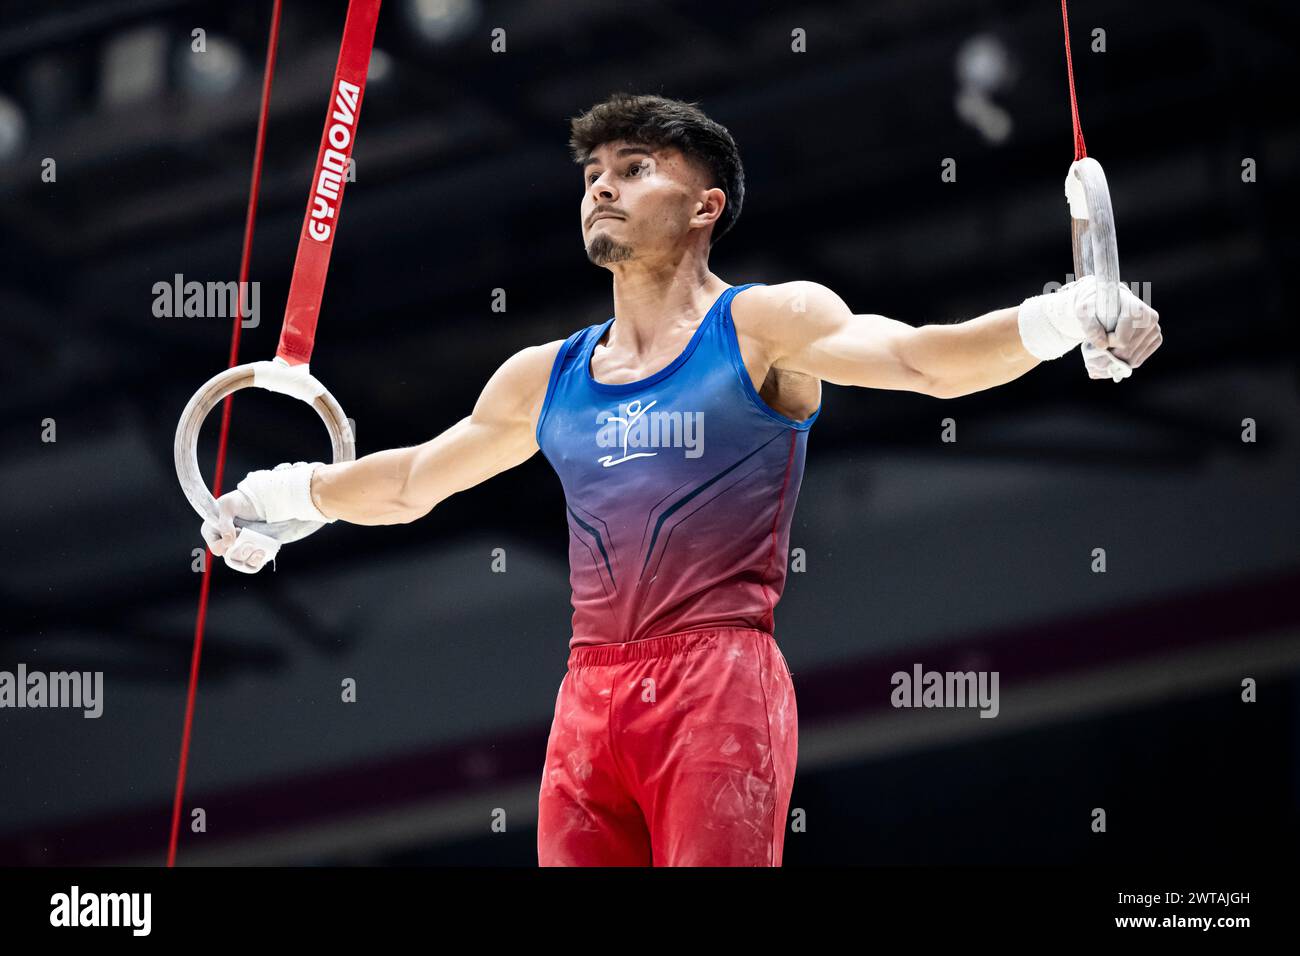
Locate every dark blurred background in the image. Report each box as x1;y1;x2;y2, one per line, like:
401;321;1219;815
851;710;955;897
0;0;1296;866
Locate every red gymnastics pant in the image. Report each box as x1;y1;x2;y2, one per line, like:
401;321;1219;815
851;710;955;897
537;627;798;866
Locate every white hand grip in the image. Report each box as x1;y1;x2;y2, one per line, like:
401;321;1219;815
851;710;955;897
223;527;283;574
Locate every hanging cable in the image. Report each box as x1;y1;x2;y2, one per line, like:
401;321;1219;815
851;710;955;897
170;0;381;864
1060;0;1088;161
168;0;283;869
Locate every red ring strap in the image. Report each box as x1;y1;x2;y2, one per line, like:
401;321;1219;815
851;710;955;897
276;0;382;365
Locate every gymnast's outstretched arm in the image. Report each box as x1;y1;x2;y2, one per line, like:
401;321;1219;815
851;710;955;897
732;279;1160;400
202;339;563;562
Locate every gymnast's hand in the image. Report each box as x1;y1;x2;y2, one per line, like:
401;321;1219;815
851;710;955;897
200;462;332;573
200;488;266;566
1081;281;1162;380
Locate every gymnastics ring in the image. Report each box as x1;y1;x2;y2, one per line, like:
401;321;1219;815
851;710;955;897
1065;157;1131;382
174;359;356;547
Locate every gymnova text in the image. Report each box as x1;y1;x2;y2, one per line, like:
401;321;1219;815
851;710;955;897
50;886;150;936
0;664;103;718
891;663;999;718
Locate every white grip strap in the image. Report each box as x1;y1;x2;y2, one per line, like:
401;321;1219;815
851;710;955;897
1064;160;1090;220
237;462;334;525
1019;279;1091;361
252;357;326;403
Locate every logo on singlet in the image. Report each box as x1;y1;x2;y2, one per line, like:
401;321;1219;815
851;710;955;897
596;399;704;467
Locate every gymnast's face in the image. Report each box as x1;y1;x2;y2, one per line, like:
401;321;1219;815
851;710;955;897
580;140;720;268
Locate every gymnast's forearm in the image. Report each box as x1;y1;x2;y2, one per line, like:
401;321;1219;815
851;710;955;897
311;443;428;526
903;308;1040;398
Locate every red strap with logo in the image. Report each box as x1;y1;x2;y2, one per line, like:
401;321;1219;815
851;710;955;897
276;0;382;365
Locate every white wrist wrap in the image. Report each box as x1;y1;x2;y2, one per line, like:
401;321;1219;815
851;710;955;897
237;462;334;524
1018;277;1094;361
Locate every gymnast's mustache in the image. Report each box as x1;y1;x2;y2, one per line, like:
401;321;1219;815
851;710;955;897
586;207;626;228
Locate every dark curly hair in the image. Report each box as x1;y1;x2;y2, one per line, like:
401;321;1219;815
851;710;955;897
568;93;745;246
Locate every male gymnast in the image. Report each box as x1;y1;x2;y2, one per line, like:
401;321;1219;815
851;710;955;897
200;93;1162;866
